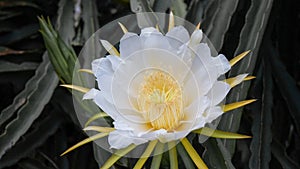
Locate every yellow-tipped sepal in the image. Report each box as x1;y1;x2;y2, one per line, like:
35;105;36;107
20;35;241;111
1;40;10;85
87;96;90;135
193;127;251;139
181;137;208;169
84;112;109;127
101;144;136;169
133;140;158;169
60;84;90;93
229;50;250;66
61;133;109;156
223;99;257;112
78;69;93;74
100;40;120;56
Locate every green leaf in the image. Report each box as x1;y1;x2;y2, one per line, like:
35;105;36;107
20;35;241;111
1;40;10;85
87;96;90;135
249;55;273;168
202;138;234;169
18;158;54;169
0;111;63;168
0;61;38;73
272;139;300;169
0;1;41;10
203;0;239;52
172;0;187;18
218;0;274;156
0;53;58;159
0;0;77;160
0;24;39;45
269;46;300;133
176;142;195;169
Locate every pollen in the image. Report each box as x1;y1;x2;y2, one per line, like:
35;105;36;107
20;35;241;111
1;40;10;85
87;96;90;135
137;70;183;131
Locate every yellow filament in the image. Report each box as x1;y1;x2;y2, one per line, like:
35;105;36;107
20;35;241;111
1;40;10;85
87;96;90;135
137;71;183;131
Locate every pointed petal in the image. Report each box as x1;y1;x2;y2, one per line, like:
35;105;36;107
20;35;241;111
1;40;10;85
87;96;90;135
100;40;120;56
181;138;208;169
223;99;257;112
168;141;178;169
189;29;203;47
84;112;109;127
244;76;256;81
150;142;165;169
168;11;174;31
61;133;108;156
229;50;250;66
83;126;115;133
224;74;248;88
193;127;251;139
60;84;90;93
78;69;93;74
101;144;136;169
133;140;158;169
118;22;128;33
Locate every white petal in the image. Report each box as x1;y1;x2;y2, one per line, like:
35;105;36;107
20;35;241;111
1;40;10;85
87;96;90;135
207;81;231;106
92;55;122;79
96;74;113;103
140;27;160;36
141;33;171;50
108;130;148;149
182;43;230;101
83;88;100;100
106;55;122;71
212;54;231;75
156;130;189;143
119;33;142;58
166;26;190;45
229;73;248;87
115;108;146;124
92;58;113;78
93;90;119;120
202;106;223;123
112;49;191;108
183;96;210;121
191;117;206;130
189;29;203;47
113;121;153;136
120;32;137;41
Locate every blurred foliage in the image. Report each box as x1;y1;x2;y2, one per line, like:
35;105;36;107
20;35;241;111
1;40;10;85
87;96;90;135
0;0;299;169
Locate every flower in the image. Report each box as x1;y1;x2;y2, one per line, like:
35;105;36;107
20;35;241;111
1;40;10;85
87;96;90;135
61;13;255;169
84;25;234;149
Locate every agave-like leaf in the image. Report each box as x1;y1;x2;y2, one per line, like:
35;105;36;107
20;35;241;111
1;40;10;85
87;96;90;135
0;61;38;73
203;0;240;52
176;142;195;169
0;53;58;159
219;0;273;156
0;111;63;168
272;139;300;169
249;55;273;169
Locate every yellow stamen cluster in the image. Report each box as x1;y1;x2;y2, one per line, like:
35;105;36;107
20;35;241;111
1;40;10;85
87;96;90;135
137;70;183;131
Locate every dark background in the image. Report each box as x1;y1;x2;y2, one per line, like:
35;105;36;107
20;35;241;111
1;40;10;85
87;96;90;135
0;0;299;168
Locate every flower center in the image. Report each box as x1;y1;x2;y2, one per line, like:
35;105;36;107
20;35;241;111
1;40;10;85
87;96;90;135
137;70;183;131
